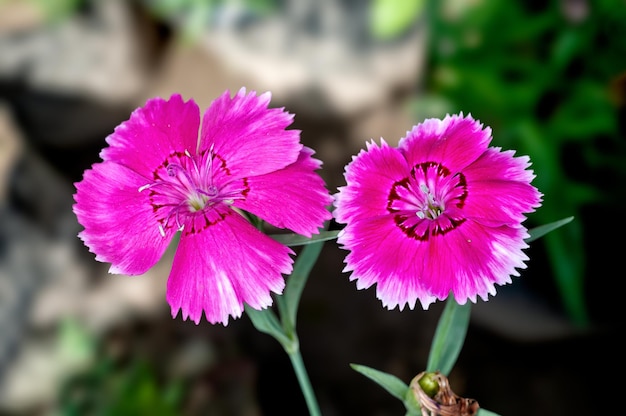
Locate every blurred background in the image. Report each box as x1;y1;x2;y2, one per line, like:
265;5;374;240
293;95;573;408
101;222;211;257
0;0;624;415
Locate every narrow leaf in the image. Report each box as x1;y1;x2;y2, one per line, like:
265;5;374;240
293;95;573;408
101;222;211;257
525;216;574;243
270;230;339;246
280;240;326;329
427;298;471;375
545;223;588;325
245;305;291;346
350;363;409;401
403;383;422;416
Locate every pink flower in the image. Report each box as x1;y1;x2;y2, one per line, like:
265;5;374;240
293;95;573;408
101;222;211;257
333;114;542;310
73;89;332;325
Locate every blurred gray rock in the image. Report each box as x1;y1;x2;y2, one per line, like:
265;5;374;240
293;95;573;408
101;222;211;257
0;0;172;184
0;1;173;411
0;0;162;104
200;0;426;117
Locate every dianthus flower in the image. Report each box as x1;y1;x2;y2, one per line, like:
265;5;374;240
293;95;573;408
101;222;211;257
73;88;332;325
333;113;542;310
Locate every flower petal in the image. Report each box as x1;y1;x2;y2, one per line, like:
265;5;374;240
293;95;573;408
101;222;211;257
399;114;492;172
463;148;543;225
338;215;437;310
339;216;531;310
417;221;530;303
101;94;201;178
73;161;176;275
334;139;409;224
200;88;302;179
166;206;293;325
234;147;333;237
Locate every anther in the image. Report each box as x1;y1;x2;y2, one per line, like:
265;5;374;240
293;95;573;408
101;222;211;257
166;164;180;177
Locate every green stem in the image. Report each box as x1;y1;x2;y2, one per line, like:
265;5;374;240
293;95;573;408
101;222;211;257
286;341;321;416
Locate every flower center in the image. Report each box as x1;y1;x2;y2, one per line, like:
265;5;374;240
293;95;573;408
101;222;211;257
416;183;444;220
139;148;248;236
387;161;467;241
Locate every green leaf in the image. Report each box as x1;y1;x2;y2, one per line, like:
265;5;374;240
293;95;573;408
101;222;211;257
370;0;426;40
350;364;409;401
403;386;422;416
525;216;574;243
279;240;326;329
270;230;339;246
426;297;471;375
544;222;588;325
245;305;291;347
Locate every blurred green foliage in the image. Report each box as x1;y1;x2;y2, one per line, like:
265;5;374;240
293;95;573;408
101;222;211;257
410;0;625;325
143;0;278;40
370;0;426;39
11;0;278;38
59;358;184;415
22;0;83;22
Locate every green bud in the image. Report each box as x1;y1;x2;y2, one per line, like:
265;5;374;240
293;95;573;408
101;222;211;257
417;372;440;398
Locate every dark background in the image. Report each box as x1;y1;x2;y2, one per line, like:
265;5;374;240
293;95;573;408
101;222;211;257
1;1;624;415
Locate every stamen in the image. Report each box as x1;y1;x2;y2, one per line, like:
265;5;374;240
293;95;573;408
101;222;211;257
139;181;172;193
174;206;184;230
418;183;443;219
161;201;188;231
206;144;215;189
144;147;245;237
167;163;198;192
185;149;204;183
389;161;467;240
198;185;219;198
216;188;246;204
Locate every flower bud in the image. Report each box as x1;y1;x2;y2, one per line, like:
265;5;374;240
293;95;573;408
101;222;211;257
410;371;479;416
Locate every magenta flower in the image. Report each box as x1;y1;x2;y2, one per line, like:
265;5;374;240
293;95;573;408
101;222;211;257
333;113;542;310
73;88;332;325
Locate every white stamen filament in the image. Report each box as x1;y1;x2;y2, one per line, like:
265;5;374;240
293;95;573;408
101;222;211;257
138;148;247;237
417;183;443;219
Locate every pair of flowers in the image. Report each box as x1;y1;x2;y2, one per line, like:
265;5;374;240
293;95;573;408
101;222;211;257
73;88;542;325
